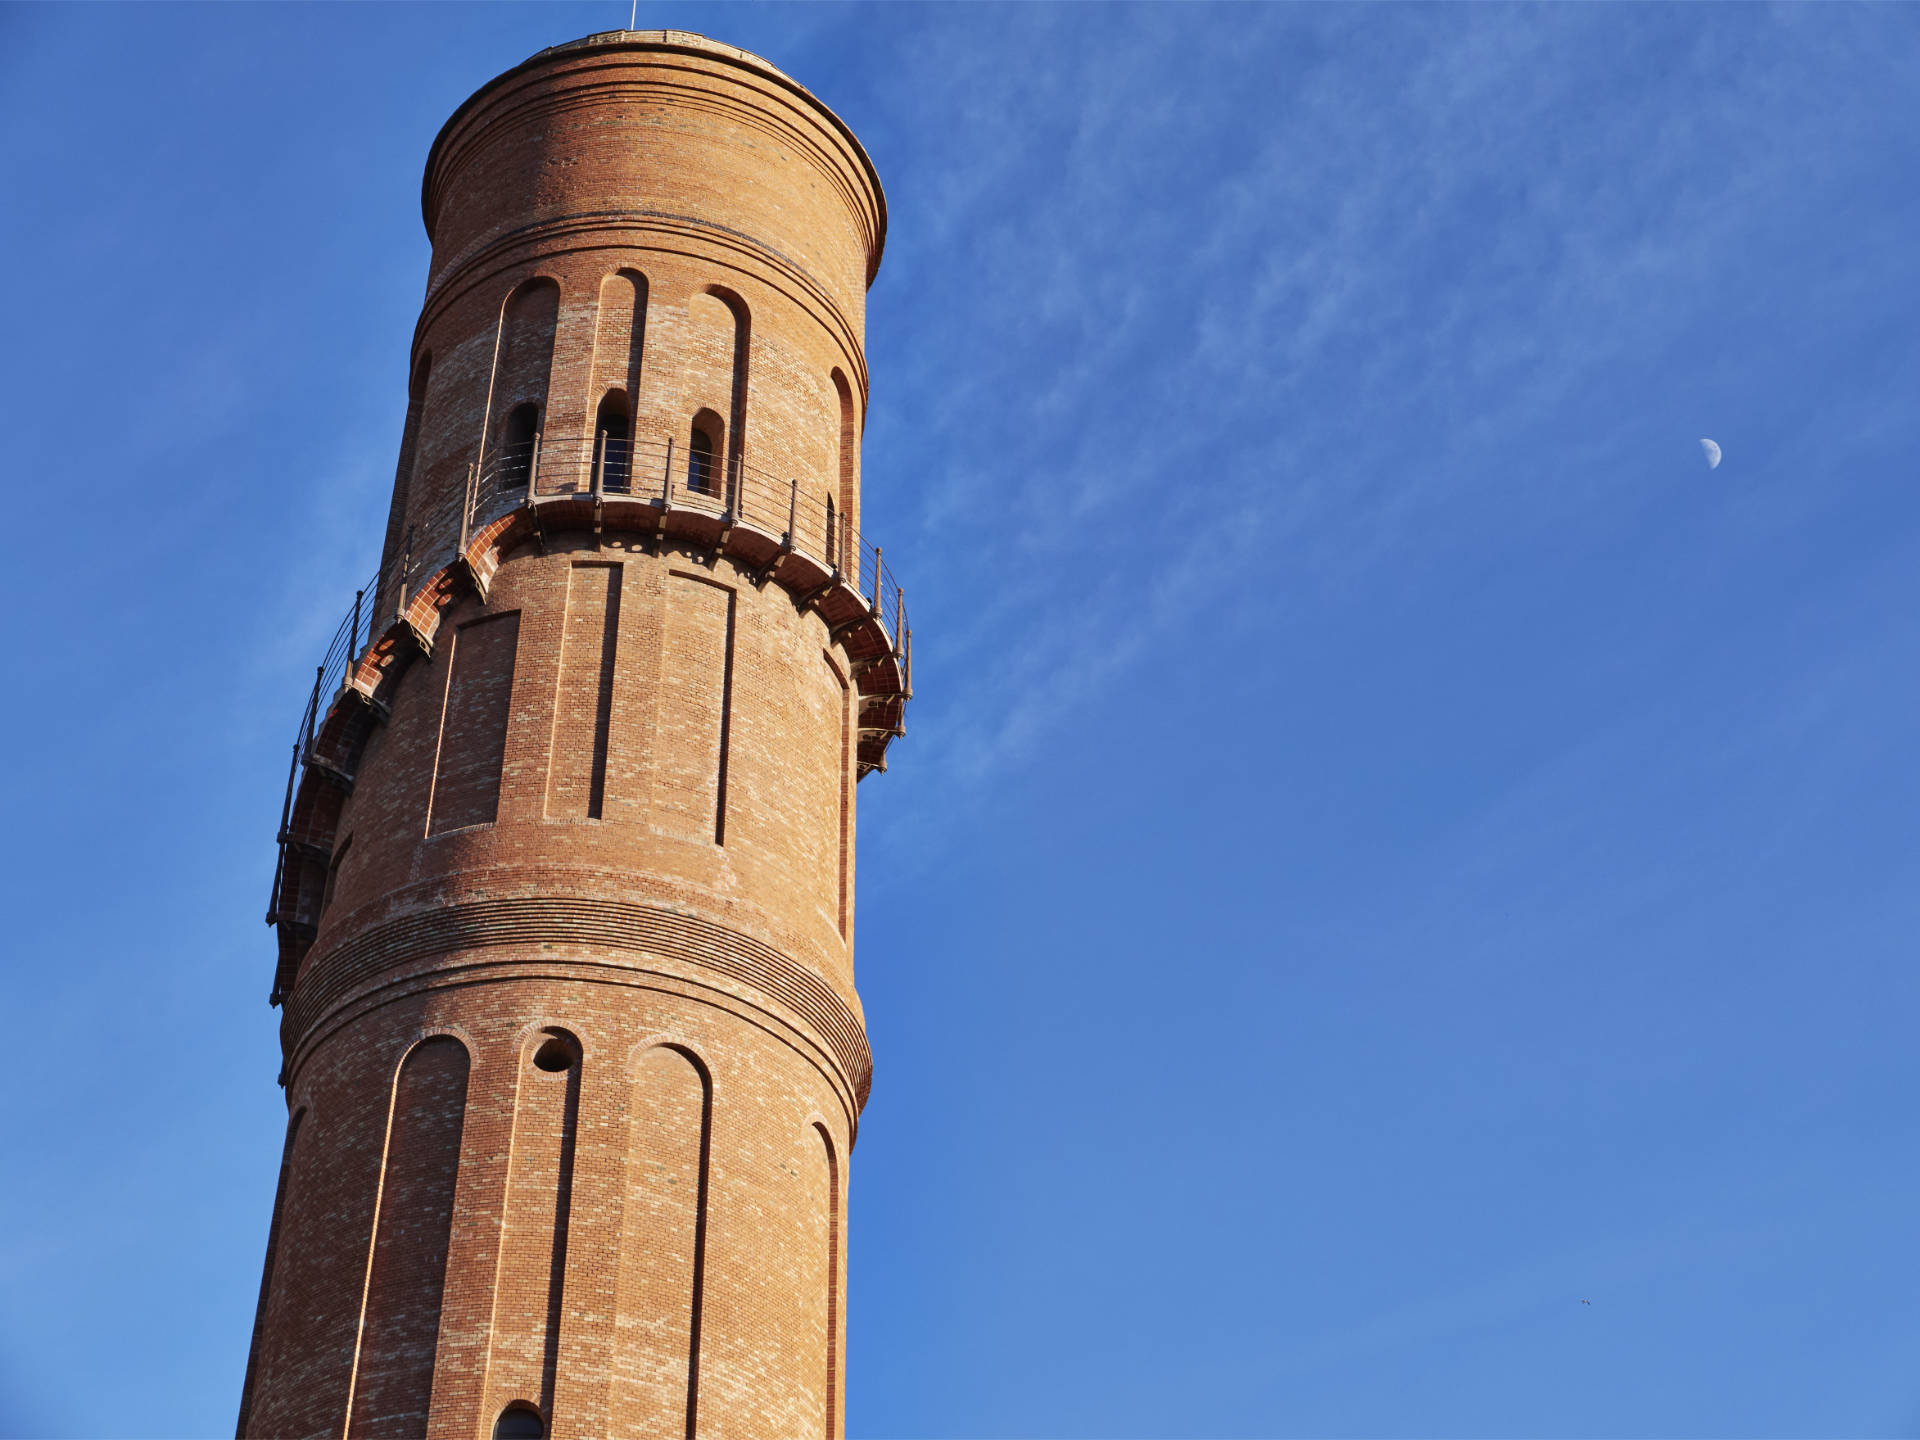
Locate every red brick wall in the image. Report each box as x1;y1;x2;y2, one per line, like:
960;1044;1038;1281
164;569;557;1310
243;30;885;1439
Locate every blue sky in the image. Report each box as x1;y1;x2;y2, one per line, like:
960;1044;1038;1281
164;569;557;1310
3;3;1919;1435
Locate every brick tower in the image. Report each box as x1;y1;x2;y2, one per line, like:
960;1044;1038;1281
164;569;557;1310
239;32;906;1439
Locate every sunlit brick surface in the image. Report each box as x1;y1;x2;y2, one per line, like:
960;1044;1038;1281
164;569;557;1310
240;31;887;1438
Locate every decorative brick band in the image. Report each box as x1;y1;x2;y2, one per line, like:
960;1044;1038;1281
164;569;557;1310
287;898;871;1107
420;205;861;361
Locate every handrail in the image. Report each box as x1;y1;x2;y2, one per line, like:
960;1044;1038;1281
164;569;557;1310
307;563;387;735
464;433;901;631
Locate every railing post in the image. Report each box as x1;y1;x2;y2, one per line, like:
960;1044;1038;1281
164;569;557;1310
458;461;475;551
303;665;323;755
526;430;542;504
785;477;798;549
663;437;674;503
870;546;883;616
893;583;904;656
397;525;414;623
350;589;364;677
277;739;300;840
267;731;302;923
593;430;607;498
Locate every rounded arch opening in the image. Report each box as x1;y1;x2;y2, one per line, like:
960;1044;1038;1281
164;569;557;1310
531;1027;581;1074
493;1403;544;1439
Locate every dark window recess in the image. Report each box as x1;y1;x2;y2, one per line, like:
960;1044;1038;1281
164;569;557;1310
532;1035;578;1073
493;1407;544;1440
687;425;715;496
593;391;631;494
503;403;540;491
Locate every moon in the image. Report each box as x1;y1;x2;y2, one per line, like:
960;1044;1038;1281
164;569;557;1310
1700;438;1722;469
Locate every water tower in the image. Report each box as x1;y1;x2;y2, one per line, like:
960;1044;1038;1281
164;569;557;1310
239;32;906;1438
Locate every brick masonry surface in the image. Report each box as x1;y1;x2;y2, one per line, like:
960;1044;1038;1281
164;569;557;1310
239;30;892;1439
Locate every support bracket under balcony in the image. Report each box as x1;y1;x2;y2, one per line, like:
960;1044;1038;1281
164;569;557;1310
458;551;492;604
302;751;355;793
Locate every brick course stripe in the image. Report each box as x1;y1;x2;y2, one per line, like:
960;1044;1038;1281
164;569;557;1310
288;898;872;1107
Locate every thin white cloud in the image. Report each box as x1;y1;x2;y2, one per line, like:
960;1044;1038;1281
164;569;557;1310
857;6;1906;802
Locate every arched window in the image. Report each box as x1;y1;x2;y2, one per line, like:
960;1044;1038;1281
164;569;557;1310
502;403;540;492
493;1405;544;1440
686;421;716;498
688;287;748;497
593;390;631;494
832;365;857;549
490;277;559;487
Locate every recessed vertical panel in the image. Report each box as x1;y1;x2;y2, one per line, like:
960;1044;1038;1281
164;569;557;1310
244;1095;381;1438
348;1038;471;1437
546;565;621;820
750;1122;838;1437
828;659;851;937
493;280;560;432
611;1047;711;1438
236;1109;304;1438
486;1037;581;1419
831;367;858;546
791;1125;838;1438
655;577;734;845
685;292;740;468
593;270;648;406
428;613;520;835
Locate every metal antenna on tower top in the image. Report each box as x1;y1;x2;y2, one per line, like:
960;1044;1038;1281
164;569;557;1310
629;0;637;29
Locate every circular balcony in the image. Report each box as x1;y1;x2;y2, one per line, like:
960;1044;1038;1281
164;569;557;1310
265;431;911;1002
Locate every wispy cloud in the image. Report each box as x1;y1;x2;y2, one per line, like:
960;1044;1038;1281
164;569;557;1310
854;6;1911;798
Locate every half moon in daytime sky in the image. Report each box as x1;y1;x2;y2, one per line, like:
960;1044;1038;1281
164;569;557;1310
1700;438;1723;469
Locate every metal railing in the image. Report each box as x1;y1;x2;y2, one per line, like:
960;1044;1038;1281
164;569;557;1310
267;556;386;922
461;432;904;639
270;426;910;923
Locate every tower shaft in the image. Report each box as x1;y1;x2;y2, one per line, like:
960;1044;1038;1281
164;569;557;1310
240;33;903;1439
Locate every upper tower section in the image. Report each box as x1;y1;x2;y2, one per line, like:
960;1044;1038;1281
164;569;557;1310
422;30;886;305
385;31;888;609
268;31;910;1016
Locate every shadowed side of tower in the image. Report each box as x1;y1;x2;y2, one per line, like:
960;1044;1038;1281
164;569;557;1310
239;32;906;1439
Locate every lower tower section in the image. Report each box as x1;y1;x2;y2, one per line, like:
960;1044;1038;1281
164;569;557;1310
244;533;887;1439
242;971;851;1439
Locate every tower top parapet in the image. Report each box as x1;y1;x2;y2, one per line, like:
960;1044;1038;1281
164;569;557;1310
422;29;888;284
532;30;804;87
